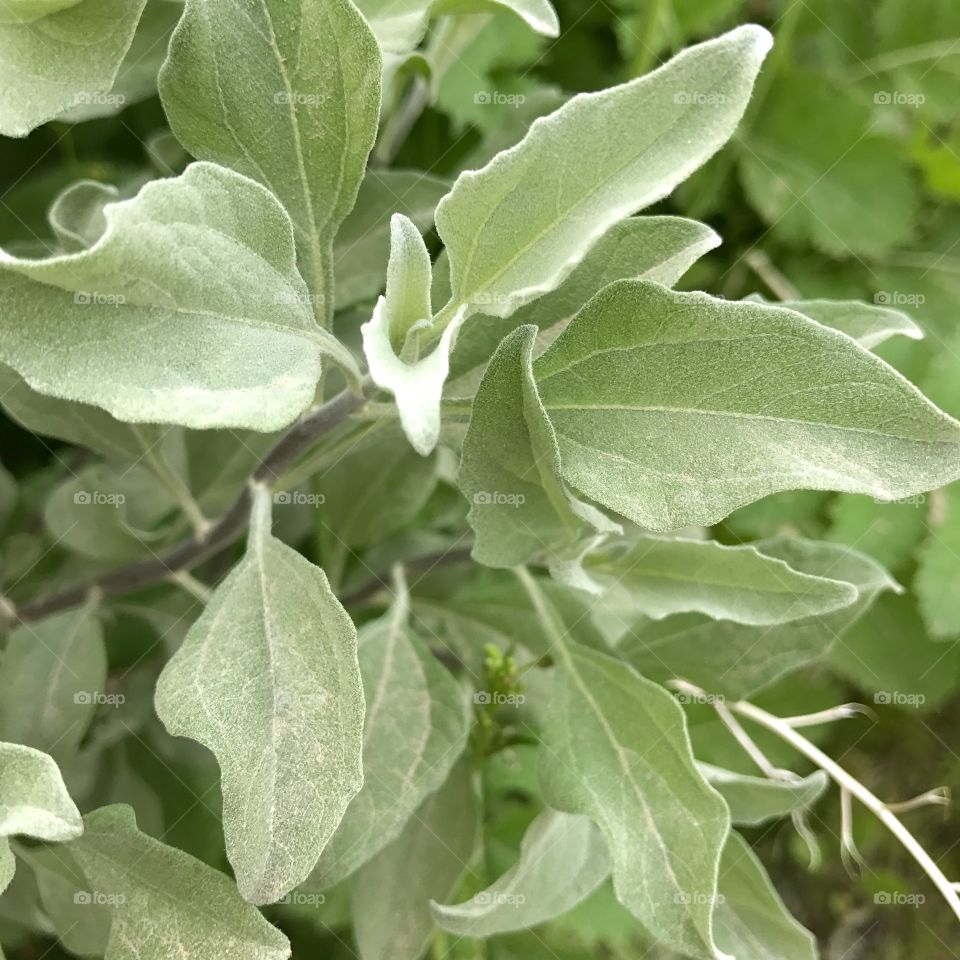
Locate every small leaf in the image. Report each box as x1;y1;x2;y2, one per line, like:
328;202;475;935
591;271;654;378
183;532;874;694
382;214;433;350
750;295;923;349
307;572;470;889
434;25;770;318
155;486;364;904
586;535;857;625
431;0;559;37
459;325;620;576
334;169;450;310
533;281;960;531
160;0;382;319
620;537;897;698
714;833;817;960
351;761;480;960
0;602;106;761
48;180;119;252
699;764;828;826
0;742;83;862
0;0;147;137
363;300;467;455
69;805;290;960
518;571;728;959
0;162;358;431
431;809;609;937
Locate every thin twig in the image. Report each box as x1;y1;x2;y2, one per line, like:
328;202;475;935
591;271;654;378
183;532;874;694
2;388;367;629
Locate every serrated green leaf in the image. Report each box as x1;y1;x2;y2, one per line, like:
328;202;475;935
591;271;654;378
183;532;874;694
0;603;106;762
739;70;918;257
160;0;381;320
533;281;960;531
431;809;609;937
447;216;720;388
155;486;364;904
586;535;858;625
334;169;450;310
519;570;728;959
699;764;828;826
459;325;620;576
0;0;147;137
69;805;290;960
713;832;816;960
434;25;770;319
351;760;480;960
0;743;83;875
307;573;469;889
0;162;357;431
751;296;923;349
619;537;898;698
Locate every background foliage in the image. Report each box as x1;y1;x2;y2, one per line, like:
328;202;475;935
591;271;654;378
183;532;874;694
1;0;959;957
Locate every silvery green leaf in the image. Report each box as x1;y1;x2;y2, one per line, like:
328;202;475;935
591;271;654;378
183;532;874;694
519;568;728;959
0;366;157;462
45;463;180;562
48;181;119;253
749;295;923;349
539;641;728;957
351;761;480;960
0;602;106;762
313;426;438;553
431;0;558;35
382;214;433;350
431;809;609;937
57;1;183;123
0;162;358;431
154;486;364;904
0;0;147;137
434;25;770;318
307;572;469;889
534;281;960;531
363;299;468;455
0;0;82;23
714;833;816;960
160;0;381;320
619;537;898;698
447;216;720;388
586;535;857;626
698;764;828;826
16;844;110;956
0;841;13;895
334;169;450;310
0;742;83;855
458;325;620;573
69;805;290;960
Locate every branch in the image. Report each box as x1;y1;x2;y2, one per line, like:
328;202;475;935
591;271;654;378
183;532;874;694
671;680;960;924
2;388;367;629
